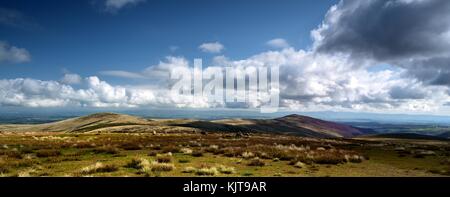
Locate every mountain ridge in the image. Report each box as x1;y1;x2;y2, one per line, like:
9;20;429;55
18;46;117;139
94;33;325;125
0;112;372;138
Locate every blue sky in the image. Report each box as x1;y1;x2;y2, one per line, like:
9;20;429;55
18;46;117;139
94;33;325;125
1;0;450;116
0;0;335;83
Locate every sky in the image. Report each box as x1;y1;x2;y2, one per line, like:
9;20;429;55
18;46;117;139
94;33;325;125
0;0;333;81
1;0;450;116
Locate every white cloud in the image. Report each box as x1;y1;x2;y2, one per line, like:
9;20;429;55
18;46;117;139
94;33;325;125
0;78;72;107
143;56;189;75
101;56;190;80
1;49;449;113
266;38;290;49
0;41;30;63
100;70;146;79
218;48;449;113
104;0;145;12
199;42;224;53
61;73;82;85
0;77;162;108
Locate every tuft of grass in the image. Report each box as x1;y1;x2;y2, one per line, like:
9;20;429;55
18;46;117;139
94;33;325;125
285;150;362;165
92;146;119;154
293;161;306;168
242;151;255;159
149;161;175;172
345;155;364;163
181;165;235;176
217;165;235;174
182;166;196;173
78;162;118;175
126;158;174;174
95;164;118;173
17;168;37;177
124;158;148;169
195;167;218;176
222;147;243;157
247;158;265;167
161;146;180;153
205;145;220;154
180;148;193;154
156;155;172;163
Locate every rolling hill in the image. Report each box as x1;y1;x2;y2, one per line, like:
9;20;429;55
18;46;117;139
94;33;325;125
0;113;152;133
204;114;371;138
0;113;372;138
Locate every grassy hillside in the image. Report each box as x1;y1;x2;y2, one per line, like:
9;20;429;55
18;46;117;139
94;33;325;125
0;113;449;177
0;130;449;177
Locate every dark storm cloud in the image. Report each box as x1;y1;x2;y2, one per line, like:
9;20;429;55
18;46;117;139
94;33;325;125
396;56;450;85
314;0;450;60
313;0;450;86
389;86;426;99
